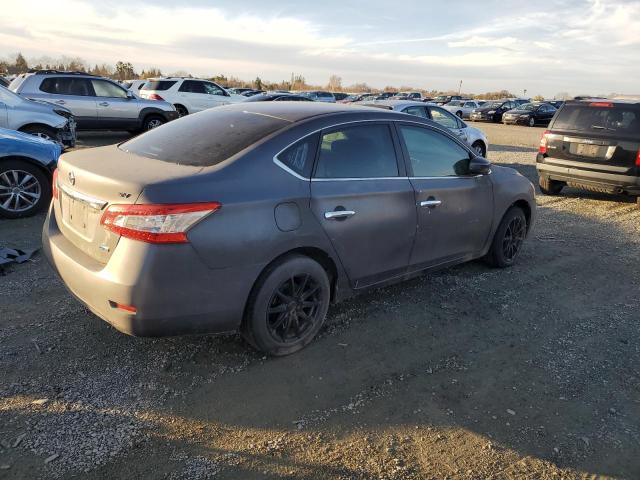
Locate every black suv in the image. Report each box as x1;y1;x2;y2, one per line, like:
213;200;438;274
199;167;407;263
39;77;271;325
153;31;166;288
536;99;640;204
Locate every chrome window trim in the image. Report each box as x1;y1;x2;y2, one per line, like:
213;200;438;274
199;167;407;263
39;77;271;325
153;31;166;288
272;118;475;182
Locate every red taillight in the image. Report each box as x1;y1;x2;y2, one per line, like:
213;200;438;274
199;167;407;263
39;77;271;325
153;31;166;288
52;168;59;199
100;202;221;244
113;302;137;314
148;93;164;101
539;130;551;154
636;147;640;167
589;102;613;107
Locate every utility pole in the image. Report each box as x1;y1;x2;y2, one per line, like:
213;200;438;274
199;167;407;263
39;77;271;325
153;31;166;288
524;88;527;97
458;80;463;94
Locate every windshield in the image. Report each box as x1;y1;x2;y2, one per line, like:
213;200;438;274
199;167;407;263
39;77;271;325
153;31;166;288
434;96;447;102
518;103;537;111
483;102;502;109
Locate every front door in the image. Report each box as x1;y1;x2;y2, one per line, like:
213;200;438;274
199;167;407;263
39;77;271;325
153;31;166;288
310;122;417;288
0;102;7;128
395;123;494;270
90;79;139;129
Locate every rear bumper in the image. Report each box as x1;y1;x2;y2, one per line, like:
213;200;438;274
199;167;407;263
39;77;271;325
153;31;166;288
42;204;263;336
536;157;640;195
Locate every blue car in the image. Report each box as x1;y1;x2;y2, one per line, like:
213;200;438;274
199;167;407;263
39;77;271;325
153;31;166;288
0;127;61;218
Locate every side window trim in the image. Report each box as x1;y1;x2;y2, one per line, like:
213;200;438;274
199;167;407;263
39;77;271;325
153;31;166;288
311;121;405;180
395;121;473;179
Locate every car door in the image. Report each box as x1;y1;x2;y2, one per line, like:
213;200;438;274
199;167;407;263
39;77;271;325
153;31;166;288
540;105;555;124
202;82;231;108
0;92;8;127
395;122;493;271
177;80;207;112
427;106;468;143
309;122;417;289
38;77;98;128
90;78;139;129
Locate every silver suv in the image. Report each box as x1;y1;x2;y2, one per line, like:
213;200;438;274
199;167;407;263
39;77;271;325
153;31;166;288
10;71;178;132
0;85;76;148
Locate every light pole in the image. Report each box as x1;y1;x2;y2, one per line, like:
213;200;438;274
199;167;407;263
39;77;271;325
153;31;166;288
524;89;527;97
458;80;463;95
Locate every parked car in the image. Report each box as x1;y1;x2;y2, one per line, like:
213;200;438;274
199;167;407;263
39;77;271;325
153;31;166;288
433;95;464;105
442;100;483;119
0;85;76;148
469;99;525;123
536;99;640;204
139;77;245;117
228;88;254;95
360;100;489;157
300;91;336;103
244;93;312;102
332;93;349;101
502;102;557;127
547;100;565;109
0;77;9;88
122;79;147;92
0;127;61;218
241;90;266;97
43;102;534;355
10;71;178;132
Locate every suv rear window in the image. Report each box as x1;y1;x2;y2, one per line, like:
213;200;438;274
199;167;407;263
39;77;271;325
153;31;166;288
553;104;640;136
120;109;290;166
142;80;177;91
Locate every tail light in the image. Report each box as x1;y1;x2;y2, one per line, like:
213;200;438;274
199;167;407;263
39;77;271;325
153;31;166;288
100;202;221;244
147;93;164;101
636;147;640;167
539;130;551;154
52;168;59;200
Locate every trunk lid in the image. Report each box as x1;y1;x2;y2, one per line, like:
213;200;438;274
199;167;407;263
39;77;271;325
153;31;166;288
54;145;203;263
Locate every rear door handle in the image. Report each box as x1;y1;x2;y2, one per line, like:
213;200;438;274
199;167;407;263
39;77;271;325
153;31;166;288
324;210;356;220
420;199;442;208
99;102;109;107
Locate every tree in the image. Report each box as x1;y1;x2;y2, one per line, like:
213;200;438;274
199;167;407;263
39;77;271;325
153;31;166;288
114;61;135;80
327;74;342;91
532;94;545;101
253;76;263;90
140;67;162;79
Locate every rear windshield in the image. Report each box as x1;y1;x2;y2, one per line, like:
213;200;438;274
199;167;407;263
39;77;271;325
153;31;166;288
142;80;177;91
553;104;640;136
119;109;291;166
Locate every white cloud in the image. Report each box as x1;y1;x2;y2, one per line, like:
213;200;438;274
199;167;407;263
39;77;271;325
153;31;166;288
447;36;519;50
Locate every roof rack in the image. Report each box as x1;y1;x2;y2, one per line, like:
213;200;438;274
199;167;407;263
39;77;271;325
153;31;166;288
28;69;97;76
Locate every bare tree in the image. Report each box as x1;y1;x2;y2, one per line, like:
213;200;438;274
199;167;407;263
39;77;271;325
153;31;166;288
327;75;342;91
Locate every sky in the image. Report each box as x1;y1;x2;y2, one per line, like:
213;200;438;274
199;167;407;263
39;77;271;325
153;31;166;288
1;0;639;96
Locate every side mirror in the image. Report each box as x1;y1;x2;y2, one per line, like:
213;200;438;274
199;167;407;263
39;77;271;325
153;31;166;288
469;155;491;175
126;90;135;100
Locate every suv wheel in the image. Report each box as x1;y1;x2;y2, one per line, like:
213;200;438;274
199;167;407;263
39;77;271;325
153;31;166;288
20;125;58;143
142;115;165;131
174;105;189;117
528;117;536;127
0;160;50;218
472;141;486;158
539;176;564;195
485;206;527;268
456;111;463;118
242;255;331;356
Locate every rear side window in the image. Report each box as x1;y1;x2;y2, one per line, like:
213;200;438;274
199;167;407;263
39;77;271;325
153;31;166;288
314;124;398;178
399;125;470;177
552;104;640;136
120;109;290;166
142;80;177;91
277;134;319;177
179;80;206;94
39;77;92;96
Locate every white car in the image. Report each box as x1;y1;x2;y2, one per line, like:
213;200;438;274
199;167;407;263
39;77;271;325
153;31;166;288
139;78;245;116
442;100;483;119
122;79;148;92
359;100;489;157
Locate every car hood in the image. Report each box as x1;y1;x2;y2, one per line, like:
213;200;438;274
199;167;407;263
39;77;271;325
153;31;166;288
474;106;501;113
0;127;62;162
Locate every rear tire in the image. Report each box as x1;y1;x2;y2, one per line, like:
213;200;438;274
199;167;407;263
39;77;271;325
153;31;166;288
484;206;527;268
471;141;486;158
241;255;330;356
174;104;189;117
539;176;564;195
0;159;50;219
456;111;463;118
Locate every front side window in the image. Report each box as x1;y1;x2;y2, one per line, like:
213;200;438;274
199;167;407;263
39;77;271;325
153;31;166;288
315;124;398;179
91;79;127;98
203;82;225;96
428;107;460;129
399;125;470;177
403;106;427;118
39;77;92;96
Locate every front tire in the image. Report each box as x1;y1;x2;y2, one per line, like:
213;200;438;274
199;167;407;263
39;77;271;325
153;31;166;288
174;104;189;117
142;115;165;131
242;255;331;356
528;117;536;127
0;160;50;219
539;176;564;195
485;207;527;268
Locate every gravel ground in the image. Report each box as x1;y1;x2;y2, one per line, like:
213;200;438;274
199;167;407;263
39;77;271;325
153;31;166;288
0;123;639;479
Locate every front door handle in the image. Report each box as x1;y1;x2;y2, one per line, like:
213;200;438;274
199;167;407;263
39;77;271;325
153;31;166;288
420;199;442;208
324;210;356;220
99;102;109;107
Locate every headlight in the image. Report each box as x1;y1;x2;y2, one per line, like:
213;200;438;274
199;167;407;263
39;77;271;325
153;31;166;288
487;110;495;114
519;114;529;118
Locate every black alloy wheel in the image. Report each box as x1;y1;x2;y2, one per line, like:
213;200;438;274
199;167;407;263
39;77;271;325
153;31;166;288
484;206;527;268
502;215;526;262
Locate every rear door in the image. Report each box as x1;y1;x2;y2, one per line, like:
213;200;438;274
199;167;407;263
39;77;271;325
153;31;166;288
310;122;417;288
396;123;493;270
37;77;98;128
90;78;139;129
545;102;640;174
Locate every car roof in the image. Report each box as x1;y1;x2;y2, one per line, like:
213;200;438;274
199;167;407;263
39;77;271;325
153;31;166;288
359;100;427;109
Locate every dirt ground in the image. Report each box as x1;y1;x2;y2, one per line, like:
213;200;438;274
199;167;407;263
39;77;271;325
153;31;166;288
1;123;639;479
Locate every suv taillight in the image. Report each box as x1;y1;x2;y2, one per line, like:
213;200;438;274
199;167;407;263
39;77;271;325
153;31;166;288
52;169;59;200
636;147;640;167
148;93;164;101
100;202;221;244
539;130;551;154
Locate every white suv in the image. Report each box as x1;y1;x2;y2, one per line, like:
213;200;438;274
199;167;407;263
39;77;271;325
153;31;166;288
139;78;246;116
